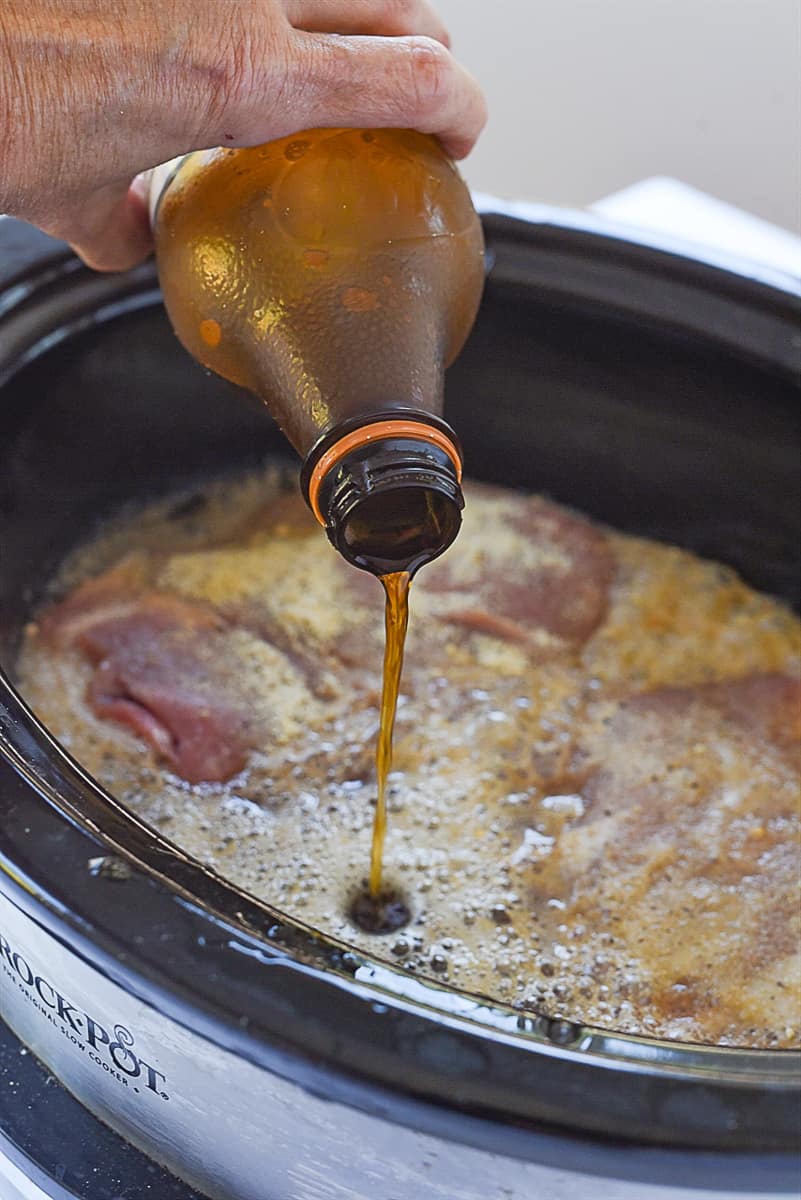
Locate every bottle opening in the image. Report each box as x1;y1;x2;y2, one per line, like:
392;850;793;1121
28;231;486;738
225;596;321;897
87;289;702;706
340;486;462;576
305;422;465;577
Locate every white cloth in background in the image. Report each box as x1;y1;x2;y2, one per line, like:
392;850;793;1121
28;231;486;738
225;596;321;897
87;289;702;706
592;176;801;279
473;177;801;295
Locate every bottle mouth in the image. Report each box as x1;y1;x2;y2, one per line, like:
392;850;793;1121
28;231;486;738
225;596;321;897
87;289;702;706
301;416;464;576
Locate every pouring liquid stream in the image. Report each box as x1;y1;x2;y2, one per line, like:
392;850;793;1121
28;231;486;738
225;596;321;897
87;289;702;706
370;571;411;897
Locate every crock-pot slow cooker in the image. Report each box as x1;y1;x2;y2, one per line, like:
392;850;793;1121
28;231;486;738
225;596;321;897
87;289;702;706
1;207;799;1200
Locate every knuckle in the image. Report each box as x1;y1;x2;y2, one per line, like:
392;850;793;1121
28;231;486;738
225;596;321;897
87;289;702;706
406;36;451;120
213;34;262;117
280;33;330;115
189;14;280;139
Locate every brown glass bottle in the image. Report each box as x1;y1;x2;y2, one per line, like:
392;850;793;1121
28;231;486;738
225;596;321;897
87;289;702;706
150;128;485;576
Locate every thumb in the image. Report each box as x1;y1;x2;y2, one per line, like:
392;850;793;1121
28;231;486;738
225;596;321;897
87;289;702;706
66;176;154;272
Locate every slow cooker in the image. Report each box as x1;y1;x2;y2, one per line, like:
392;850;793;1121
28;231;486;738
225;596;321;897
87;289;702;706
0;206;799;1200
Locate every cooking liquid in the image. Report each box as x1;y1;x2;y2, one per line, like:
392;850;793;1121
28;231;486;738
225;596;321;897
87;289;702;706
17;470;801;1047
371;572;411;897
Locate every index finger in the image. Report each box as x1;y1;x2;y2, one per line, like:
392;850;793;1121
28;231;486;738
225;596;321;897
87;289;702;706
287;32;487;159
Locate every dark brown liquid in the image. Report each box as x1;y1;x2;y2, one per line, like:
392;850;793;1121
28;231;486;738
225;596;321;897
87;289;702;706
154;129;484;458
370;571;411;896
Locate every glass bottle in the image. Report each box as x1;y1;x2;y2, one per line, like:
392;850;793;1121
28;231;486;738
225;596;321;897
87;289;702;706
149;128;484;576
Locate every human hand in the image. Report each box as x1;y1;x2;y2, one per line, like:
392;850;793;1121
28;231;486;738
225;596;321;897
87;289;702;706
0;1;486;270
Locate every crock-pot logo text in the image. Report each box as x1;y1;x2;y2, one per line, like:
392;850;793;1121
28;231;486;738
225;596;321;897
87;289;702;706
0;931;169;1101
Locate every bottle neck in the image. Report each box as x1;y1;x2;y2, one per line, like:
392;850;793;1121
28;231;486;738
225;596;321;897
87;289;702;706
301;412;464;577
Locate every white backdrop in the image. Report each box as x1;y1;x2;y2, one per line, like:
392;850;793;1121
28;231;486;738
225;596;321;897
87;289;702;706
436;0;801;235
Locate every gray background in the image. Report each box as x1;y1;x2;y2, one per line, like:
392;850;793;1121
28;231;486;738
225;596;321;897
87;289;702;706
437;0;801;235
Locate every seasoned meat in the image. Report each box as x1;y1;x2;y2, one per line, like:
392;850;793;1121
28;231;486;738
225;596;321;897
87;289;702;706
41;577;268;783
524;674;801;1044
424;491;613;650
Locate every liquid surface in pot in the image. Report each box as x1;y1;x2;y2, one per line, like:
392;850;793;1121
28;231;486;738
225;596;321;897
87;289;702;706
16;467;801;1048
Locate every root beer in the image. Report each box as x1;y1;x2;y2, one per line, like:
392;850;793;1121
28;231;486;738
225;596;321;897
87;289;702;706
149;129;484;892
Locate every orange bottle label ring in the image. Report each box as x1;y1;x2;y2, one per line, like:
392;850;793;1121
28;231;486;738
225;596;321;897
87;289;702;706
307;420;463;526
